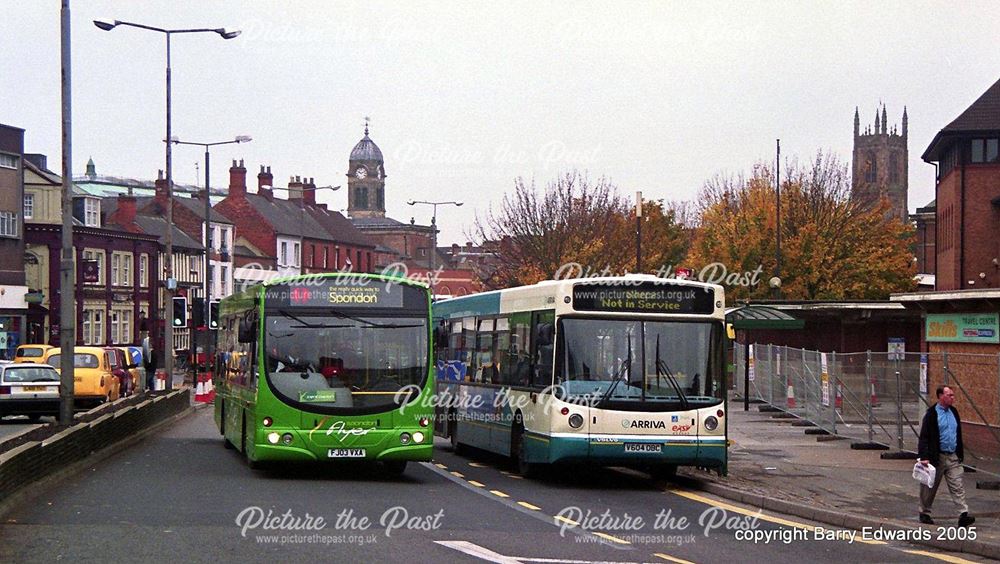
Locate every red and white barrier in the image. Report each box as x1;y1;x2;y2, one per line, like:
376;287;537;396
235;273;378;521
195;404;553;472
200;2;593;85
195;373;215;403
786;378;796;409
154;369;168;391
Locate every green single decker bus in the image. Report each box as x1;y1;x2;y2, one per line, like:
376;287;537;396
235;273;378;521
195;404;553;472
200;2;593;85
214;273;434;475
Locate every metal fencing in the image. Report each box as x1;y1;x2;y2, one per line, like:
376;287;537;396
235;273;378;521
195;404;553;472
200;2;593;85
734;344;1000;473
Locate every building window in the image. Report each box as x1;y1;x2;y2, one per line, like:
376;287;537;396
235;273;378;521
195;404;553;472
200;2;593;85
356;250;361;271
23;194;33;220
221;265;228;294
111;253;120;285
0;154;16;169
309;244;315;267
83;249;105;285
122;254;132;286
84;198;100;227
121;310;131;344
83;309;105;345
335;247;340;269
324;247;329;269
294;243;301;267
220;227;229;251
110;311;119;344
889;153;899;184
139;254;148;287
0;212;17;237
988;139;1000;163
864;152;876;183
280;242;288;266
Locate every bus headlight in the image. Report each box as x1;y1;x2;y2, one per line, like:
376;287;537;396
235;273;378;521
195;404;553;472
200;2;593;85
281;433;294;445
400;432;411;445
568;414;584;429
704;416;719;431
413;432;425;443
267;432;280;444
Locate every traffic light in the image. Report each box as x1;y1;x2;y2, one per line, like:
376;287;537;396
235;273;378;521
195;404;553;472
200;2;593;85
191;297;205;328
209;300;220;330
172;296;188;328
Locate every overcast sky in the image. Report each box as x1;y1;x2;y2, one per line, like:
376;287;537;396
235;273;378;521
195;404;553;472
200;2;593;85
3;1;999;243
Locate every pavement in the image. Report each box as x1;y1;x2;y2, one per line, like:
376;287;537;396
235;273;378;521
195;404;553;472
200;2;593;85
678;394;1000;560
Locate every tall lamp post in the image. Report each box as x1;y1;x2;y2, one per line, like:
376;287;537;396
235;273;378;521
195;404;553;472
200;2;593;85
170;135;251;380
94;19;239;389
407;200;463;295
58;0;74;424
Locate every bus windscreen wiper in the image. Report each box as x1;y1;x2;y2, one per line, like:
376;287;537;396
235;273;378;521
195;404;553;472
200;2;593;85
655;334;689;409
600;333;632;404
328;309;421;329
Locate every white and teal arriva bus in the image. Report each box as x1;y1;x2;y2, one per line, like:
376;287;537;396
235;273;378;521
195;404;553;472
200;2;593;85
433;275;728;477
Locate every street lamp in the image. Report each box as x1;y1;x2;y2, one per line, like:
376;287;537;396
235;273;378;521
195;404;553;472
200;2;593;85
170;135;251;380
95;18;239;389
407;200;463;294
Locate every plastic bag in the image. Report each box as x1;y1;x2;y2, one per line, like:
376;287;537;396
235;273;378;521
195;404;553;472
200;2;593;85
912;460;936;488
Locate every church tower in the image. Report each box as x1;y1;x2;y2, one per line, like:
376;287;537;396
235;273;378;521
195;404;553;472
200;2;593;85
852;104;908;222
347;120;386;219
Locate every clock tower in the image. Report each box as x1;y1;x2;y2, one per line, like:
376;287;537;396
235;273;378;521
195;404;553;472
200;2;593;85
347;120;386;219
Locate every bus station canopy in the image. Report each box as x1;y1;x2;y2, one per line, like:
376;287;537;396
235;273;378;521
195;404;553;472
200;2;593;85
725;304;804;330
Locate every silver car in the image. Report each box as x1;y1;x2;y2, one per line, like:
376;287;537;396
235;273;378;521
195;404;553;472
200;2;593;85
0;363;61;421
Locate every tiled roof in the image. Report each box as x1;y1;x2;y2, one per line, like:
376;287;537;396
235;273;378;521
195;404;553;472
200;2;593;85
173;196;234;224
130;215;203;250
243;194;327;238
304;206;375;248
923;77;1000;161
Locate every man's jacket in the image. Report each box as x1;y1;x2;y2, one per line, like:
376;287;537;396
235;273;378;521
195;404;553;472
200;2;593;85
918;403;964;465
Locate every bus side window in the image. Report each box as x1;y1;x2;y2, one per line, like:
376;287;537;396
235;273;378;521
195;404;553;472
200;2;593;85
505;313;531;387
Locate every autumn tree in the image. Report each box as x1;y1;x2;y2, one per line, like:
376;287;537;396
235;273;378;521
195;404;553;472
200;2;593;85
472;171;688;289
687;152;916;300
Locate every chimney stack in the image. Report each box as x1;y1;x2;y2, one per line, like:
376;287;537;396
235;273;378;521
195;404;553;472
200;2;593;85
257;165;273;193
229;159;247;199
304;177;317;205
154;169;169;210
110;193;138;230
288;175;304;201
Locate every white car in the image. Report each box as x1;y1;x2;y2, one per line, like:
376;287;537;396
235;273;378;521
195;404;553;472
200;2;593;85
0;363;61;421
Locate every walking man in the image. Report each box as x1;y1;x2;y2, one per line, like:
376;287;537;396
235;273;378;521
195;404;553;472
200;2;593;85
917;385;975;527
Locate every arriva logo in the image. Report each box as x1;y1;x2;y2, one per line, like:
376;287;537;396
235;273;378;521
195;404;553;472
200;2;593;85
621;419;666;429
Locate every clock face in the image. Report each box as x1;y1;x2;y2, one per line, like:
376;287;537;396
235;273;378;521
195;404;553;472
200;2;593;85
355;167;367;179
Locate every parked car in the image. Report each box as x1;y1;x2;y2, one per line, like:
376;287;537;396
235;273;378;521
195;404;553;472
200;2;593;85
0;362;60;421
124;346;146;392
113;347;141;396
42;347;121;408
13;344;54;364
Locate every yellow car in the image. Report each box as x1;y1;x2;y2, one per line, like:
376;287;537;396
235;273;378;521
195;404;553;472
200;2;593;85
42;346;121;408
13;344;54;364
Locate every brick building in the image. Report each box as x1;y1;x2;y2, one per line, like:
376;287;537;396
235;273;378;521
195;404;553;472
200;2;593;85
920;76;1000;291
0;124;29;357
23;155;161;348
215;160;377;289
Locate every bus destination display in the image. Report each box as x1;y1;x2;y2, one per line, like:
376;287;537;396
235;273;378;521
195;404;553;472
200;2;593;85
266;280;404;308
572;282;715;314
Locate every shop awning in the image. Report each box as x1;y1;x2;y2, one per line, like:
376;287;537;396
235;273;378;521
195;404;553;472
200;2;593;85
725;304;804;330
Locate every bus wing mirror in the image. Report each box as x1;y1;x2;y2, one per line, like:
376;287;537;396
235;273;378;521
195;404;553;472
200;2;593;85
726;323;736;340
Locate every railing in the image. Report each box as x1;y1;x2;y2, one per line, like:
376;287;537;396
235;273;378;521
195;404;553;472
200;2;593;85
735;344;1000;473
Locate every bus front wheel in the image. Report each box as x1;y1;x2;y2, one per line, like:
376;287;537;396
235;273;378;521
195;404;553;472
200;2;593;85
511;416;537;478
